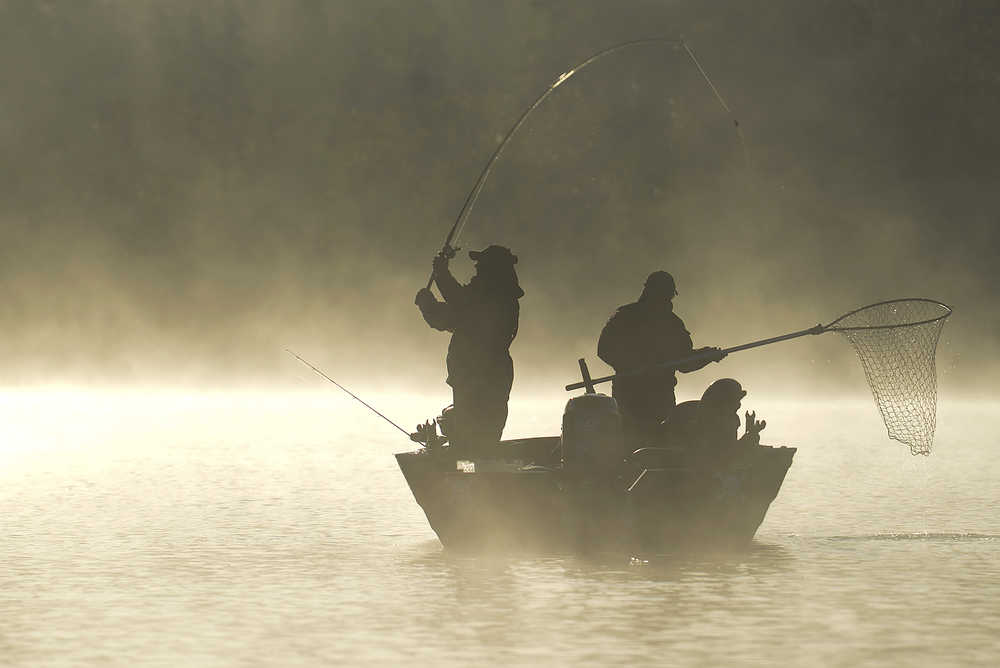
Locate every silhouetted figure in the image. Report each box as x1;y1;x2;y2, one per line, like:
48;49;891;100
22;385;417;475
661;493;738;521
666;378;766;455
415;245;523;452
597;271;723;442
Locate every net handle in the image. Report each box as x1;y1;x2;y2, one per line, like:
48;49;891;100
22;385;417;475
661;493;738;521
565;297;952;392
823;297;952;332
566;324;825;391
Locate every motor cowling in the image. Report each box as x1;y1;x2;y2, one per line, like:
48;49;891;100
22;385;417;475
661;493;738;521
561;393;624;476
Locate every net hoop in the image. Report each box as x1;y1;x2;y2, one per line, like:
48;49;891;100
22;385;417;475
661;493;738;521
824;298;952;332
823;297;952;455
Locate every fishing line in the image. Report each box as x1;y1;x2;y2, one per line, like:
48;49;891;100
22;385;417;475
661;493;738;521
285;349;411;438
681;39;750;168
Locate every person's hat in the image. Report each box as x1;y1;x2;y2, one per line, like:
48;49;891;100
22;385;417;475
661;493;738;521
644;271;677;296
469;245;518;265
701;378;747;405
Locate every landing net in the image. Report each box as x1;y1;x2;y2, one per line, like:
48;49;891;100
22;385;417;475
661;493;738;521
825;299;952;455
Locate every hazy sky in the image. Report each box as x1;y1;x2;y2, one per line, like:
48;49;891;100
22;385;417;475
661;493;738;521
2;0;998;397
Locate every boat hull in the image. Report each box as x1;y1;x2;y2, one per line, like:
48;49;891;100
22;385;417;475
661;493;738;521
396;437;795;552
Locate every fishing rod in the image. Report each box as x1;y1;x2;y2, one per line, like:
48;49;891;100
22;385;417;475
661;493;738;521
425;37;745;291
285;349;411;438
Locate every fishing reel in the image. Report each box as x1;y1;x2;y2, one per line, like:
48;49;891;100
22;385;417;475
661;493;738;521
410;405;453;450
410;421;444;449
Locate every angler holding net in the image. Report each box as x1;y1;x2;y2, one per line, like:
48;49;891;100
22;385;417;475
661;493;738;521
571;298;952;455
597;271;725;443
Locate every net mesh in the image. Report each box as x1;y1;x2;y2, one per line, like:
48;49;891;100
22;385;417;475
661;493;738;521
826;299;951;455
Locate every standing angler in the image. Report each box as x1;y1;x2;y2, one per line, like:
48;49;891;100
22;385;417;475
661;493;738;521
598;271;724;443
415;245;524;453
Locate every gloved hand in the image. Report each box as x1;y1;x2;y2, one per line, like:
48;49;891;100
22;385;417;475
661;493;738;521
414;287;435;307
432;252;450;276
706;347;727;362
742;410;766;446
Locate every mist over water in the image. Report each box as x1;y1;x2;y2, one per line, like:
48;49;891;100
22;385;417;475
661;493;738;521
1;1;998;392
2;392;999;666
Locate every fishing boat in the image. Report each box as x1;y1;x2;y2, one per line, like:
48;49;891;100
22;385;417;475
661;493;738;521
395;392;795;552
375;35;948;551
294;296;949;551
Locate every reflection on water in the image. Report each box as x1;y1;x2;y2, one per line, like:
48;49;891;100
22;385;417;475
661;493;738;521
1;391;998;666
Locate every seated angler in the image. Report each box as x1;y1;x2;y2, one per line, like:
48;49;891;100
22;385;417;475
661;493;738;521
597;271;724;444
666;378;766;455
415;245;524;454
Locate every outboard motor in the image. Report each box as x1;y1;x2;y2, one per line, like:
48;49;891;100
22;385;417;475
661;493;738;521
561;360;630;550
561;393;624;477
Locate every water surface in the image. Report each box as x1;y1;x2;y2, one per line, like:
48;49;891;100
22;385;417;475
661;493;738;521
1;391;998;666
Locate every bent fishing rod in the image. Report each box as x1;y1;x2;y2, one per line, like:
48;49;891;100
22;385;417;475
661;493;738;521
285;349;411;438
425;37;744;291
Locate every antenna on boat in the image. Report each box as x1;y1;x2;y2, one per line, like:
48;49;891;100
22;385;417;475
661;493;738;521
285;349;411;438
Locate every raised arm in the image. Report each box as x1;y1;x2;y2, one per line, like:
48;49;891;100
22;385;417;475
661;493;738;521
432;253;463;303
415;288;456;332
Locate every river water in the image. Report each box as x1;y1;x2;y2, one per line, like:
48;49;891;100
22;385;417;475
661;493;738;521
1;390;998;666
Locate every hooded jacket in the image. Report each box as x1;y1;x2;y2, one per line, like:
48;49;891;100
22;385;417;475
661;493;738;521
417;263;524;387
